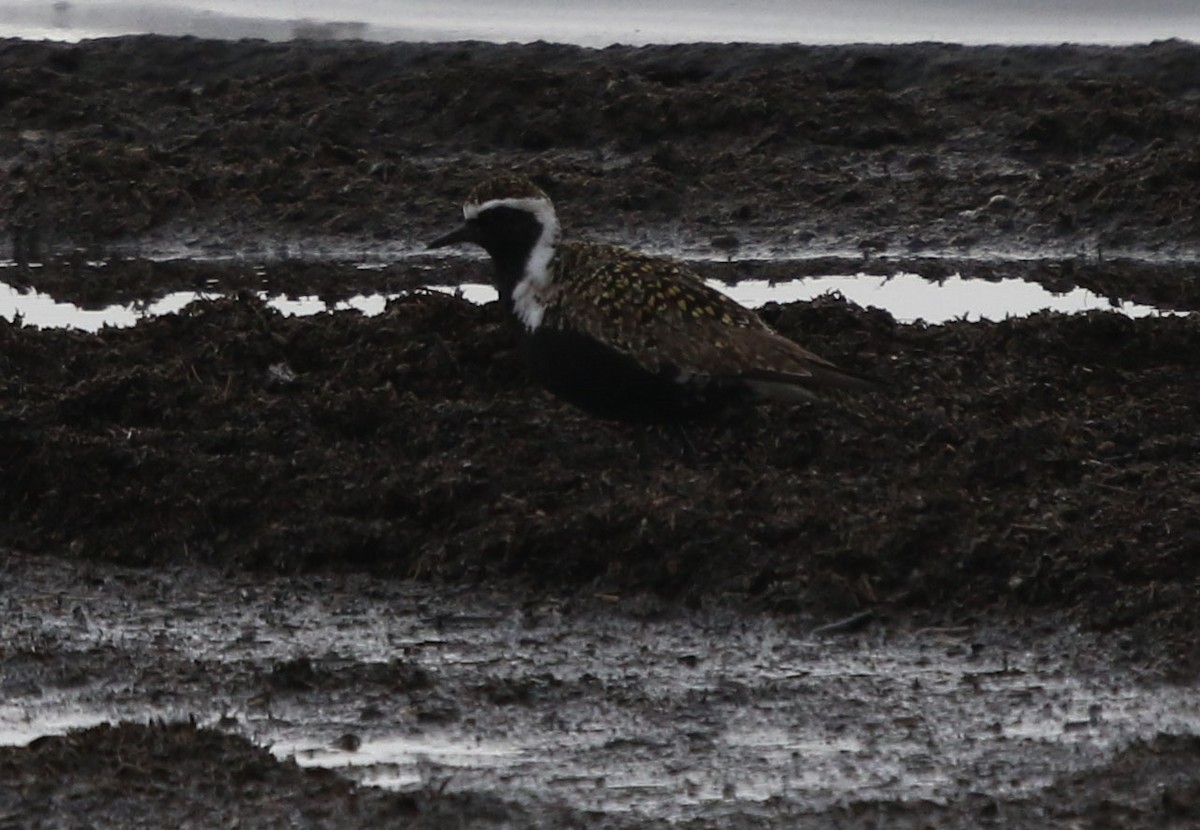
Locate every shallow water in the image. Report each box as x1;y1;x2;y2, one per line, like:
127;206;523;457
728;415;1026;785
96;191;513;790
1;556;1197;821
0;269;1181;332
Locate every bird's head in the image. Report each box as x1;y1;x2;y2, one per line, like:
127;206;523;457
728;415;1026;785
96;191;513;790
429;176;559;296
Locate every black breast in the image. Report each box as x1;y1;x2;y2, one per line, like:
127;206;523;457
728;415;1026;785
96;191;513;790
523;326;749;422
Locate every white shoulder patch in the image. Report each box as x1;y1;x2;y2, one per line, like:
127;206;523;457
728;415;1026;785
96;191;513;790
512;277;546;330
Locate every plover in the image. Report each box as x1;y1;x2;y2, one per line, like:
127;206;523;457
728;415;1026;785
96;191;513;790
429;175;876;422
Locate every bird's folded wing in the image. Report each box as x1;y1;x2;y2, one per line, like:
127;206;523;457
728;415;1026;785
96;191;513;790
546;246;863;392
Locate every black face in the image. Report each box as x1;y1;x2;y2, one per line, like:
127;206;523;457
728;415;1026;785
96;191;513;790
469;205;544;266
429;205;546;298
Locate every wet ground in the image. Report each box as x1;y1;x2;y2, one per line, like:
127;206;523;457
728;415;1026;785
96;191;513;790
3;552;1200;829
2;35;1200;828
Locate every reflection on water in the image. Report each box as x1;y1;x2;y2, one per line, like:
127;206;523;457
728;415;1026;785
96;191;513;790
714;273;1179;323
0;271;1183;332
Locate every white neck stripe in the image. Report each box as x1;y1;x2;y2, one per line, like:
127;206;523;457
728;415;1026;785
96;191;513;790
466;196;559;331
463;196;554;222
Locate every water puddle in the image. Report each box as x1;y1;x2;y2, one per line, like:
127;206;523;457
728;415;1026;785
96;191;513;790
0;559;1197;820
715;273;1177;322
0;272;1180;332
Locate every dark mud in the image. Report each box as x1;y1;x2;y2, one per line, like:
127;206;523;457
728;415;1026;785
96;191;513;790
2;35;1200;829
1;36;1199;261
5;274;1200;654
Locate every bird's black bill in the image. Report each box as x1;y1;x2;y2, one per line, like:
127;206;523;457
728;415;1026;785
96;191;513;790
427;223;478;249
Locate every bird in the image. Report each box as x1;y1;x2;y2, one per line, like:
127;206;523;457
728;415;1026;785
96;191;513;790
428;175;877;422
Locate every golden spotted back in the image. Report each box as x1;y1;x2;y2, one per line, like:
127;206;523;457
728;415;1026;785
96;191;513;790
544;242;836;379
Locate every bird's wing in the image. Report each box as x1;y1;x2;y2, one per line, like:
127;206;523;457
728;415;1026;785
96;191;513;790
545;244;869;393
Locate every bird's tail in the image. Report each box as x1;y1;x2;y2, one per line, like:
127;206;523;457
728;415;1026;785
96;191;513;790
736;363;884;403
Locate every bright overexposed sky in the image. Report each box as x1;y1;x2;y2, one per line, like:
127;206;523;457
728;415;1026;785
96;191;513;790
1;0;1197;45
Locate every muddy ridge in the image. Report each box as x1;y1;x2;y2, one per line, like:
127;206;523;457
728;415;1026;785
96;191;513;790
4;287;1200;668
1;37;1199;258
